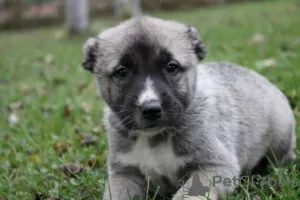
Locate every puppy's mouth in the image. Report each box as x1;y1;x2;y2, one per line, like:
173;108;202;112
131;126;167;136
137;118;169;129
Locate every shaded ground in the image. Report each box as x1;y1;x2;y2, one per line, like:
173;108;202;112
0;0;300;199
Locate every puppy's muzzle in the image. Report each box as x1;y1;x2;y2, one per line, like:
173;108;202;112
140;100;162;120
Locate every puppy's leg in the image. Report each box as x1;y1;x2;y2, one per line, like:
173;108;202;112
103;173;146;200
172;165;240;200
267;129;297;167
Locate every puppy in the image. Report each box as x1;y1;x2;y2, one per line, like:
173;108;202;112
81;16;296;200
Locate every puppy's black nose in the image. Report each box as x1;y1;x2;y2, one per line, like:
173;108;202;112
141;100;162;120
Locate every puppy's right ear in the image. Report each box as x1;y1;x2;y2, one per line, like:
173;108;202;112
82;37;98;73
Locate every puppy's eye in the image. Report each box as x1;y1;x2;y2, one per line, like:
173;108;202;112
164;63;180;75
113;66;129;80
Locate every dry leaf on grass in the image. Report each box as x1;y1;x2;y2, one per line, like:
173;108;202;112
8;101;23;111
256;58;277;69
54;142;72;155
44;54;54;65
20;85;32;95
88;156;106;168
88;159;97;168
28;154;41;163
80;133;98;146
248;33;266;45
64;101;73;117
80;102;90;113
8;112;19;126
59;163;85;177
92;126;102;133
38;88;50;96
3;133;11;141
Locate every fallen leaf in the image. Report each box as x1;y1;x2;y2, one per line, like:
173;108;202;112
80;102;90;113
92;126;102;133
248;33;266;45
44;54;54;65
8;101;23;111
8;112;19;126
28;154;41;163
64;101;73;117
59;163;85;177
256;58;277;69
3;133;11;141
88;159;97;168
88;155;106;168
20;85;32;95
54;142;71;155
38;88;50;96
80;133;98;146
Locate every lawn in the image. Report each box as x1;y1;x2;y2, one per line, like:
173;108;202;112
0;0;300;199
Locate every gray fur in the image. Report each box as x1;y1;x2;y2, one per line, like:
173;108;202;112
82;16;296;200
148;130;169;148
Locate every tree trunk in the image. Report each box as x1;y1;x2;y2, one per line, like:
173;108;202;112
66;0;89;34
113;0;125;17
113;0;142;18
11;0;22;29
130;0;142;17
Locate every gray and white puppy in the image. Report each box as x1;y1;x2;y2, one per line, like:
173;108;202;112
81;16;296;200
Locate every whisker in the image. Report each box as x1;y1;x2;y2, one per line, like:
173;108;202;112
125;95;138;101
114;114;135;128
107;104;124;107
115;108;133;115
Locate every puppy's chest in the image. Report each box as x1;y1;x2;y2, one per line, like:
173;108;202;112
116;136;186;181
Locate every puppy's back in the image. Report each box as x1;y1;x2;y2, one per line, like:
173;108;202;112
195;62;296;171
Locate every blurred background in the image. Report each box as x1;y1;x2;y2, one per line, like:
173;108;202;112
0;0;263;32
1;0;300;199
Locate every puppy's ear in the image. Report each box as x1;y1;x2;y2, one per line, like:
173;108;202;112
82;37;98;73
186;25;206;61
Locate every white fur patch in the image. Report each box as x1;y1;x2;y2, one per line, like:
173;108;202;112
138;77;159;105
115;135;186;181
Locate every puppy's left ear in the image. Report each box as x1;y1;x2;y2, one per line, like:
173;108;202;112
186;25;206;61
82;37;98;73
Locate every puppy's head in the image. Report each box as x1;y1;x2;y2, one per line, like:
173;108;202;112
82;16;206;131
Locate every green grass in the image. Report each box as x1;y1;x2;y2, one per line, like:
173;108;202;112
1;0;300;199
